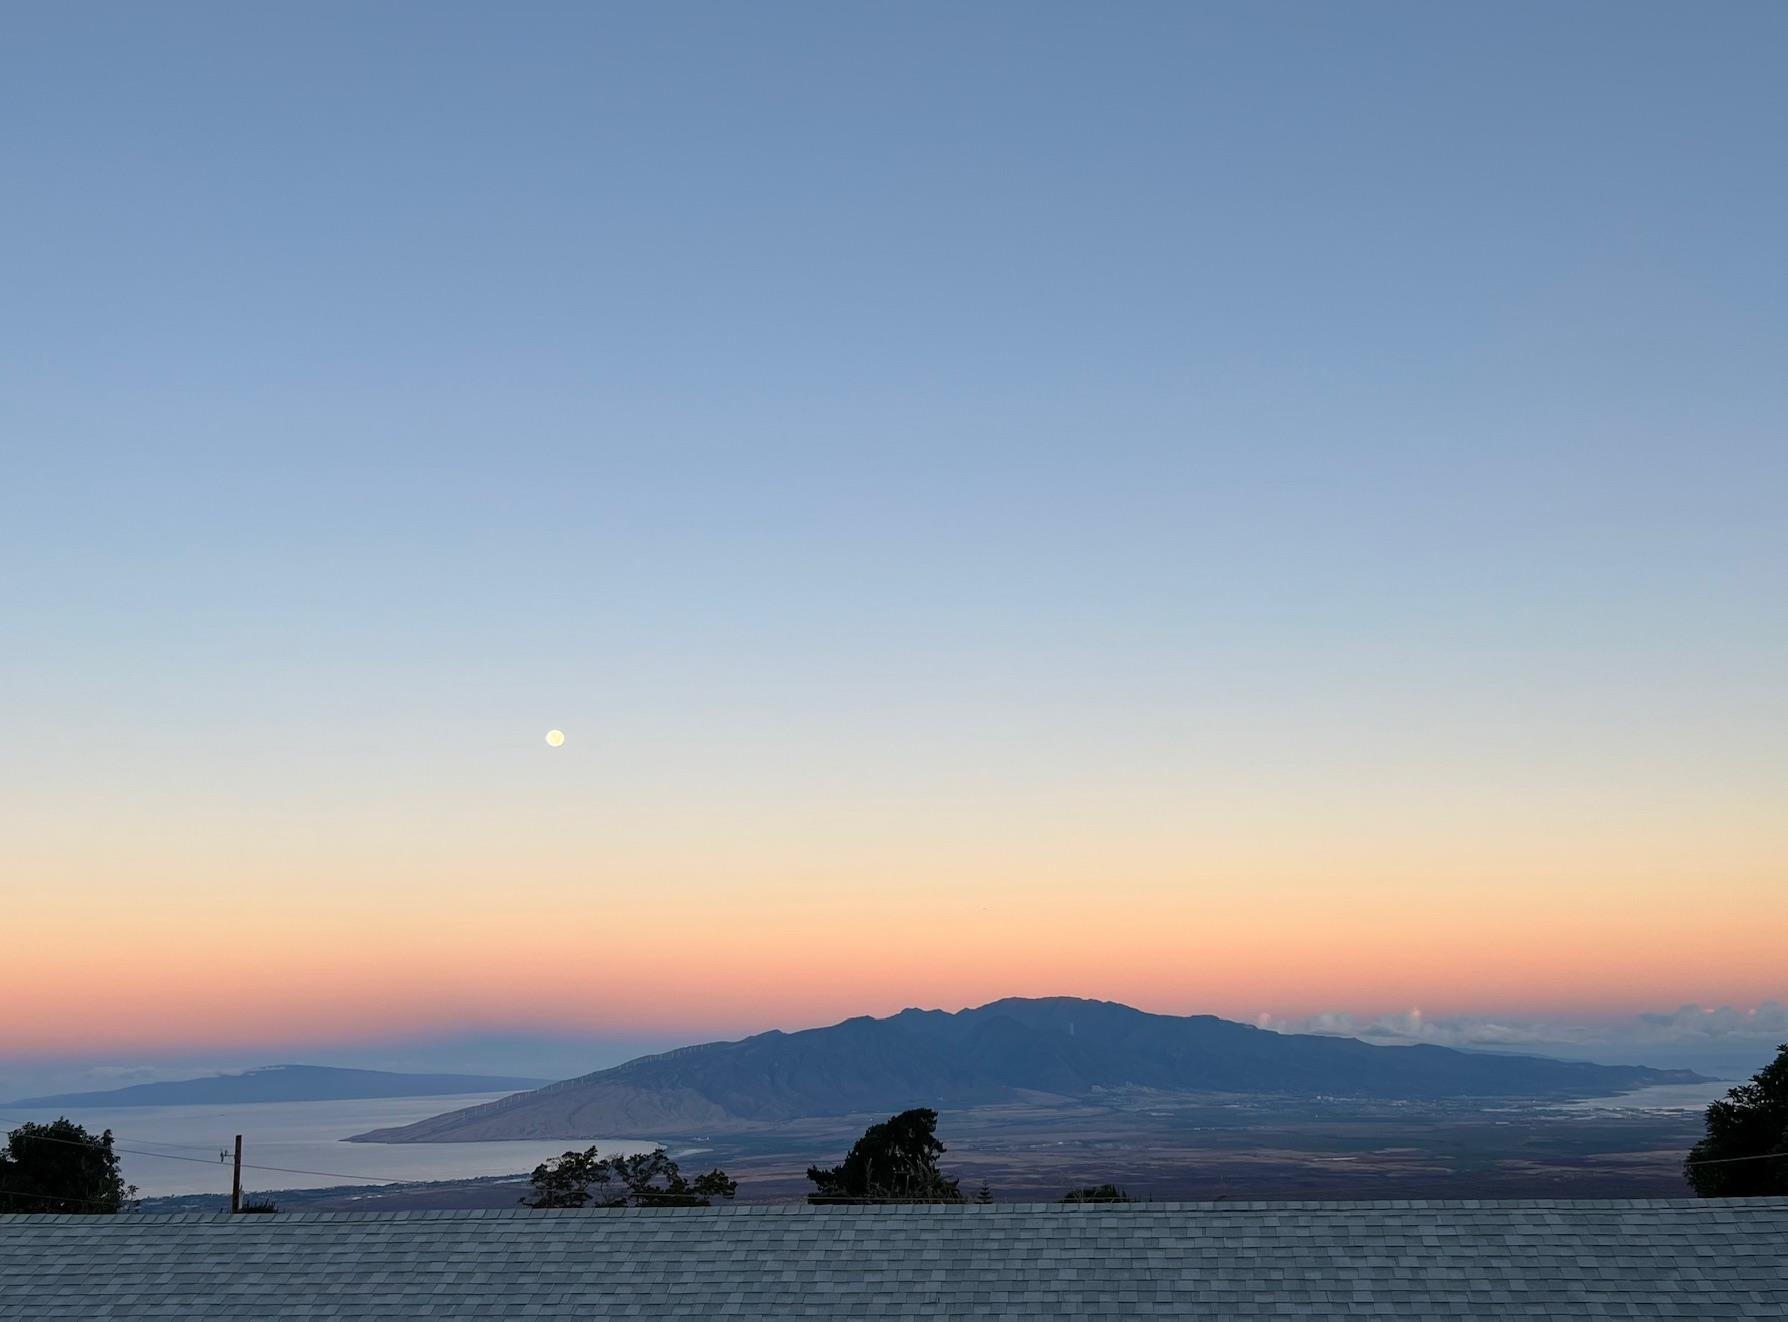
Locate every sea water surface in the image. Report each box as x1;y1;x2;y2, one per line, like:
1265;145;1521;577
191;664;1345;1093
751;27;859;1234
0;1093;658;1198
8;1081;1735;1199
1561;1081;1733;1115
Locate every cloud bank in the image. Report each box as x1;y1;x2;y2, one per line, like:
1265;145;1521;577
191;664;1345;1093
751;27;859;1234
1256;1002;1788;1076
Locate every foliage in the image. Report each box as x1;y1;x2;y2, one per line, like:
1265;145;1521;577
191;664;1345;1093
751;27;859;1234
0;1118;137;1214
973;1181;993;1204
1061;1183;1131;1203
237;1198;279;1214
603;1150;738;1207
522;1146;736;1208
523;1146;611;1208
1685;1043;1788;1197
807;1108;962;1203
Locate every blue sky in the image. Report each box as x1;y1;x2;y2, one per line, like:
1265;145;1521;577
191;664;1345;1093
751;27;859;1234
1;4;1784;1066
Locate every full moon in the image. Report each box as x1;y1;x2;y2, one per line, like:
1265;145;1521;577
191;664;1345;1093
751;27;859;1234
545;729;565;747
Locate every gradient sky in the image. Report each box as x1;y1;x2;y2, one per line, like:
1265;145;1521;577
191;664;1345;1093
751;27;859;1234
3;3;1784;1063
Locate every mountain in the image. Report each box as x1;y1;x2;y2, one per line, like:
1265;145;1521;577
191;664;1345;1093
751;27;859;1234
6;1065;550;1109
349;997;1702;1142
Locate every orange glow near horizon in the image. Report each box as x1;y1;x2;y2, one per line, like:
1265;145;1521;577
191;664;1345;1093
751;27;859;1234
6;714;1784;1060
5;833;1782;1058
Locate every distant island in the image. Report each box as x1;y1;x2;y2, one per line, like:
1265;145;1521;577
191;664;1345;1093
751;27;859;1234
6;1064;547;1109
351;997;1703;1143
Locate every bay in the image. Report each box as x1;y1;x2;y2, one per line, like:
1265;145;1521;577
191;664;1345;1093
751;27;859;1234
1560;1081;1733;1115
1;1093;657;1198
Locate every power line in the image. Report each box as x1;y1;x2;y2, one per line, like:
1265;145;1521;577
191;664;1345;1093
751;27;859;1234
1683;1150;1788;1167
0;1119;420;1187
8;1113;1782;1196
0;1181;133;1212
0;1116;225;1157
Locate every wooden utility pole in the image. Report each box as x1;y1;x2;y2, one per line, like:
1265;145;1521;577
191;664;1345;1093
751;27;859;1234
230;1135;242;1214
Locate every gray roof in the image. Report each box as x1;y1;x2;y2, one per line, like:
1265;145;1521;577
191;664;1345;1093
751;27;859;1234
3;1199;1785;1319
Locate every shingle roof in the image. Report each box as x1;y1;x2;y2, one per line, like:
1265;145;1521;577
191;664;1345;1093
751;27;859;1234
2;1198;1784;1318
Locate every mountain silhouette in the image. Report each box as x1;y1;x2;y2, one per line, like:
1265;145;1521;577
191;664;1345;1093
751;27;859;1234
350;998;1700;1142
7;1065;548;1109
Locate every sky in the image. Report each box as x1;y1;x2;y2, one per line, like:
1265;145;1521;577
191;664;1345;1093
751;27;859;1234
2;3;1784;1076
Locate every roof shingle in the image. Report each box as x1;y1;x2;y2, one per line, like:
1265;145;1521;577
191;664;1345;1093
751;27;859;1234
1;1199;1784;1318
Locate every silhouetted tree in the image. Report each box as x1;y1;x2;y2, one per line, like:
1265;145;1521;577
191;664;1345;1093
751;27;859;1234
237;1198;279;1214
0;1118;137;1213
807;1108;962;1203
1061;1184;1131;1203
523;1146;736;1208
1686;1043;1788;1197
973;1181;993;1204
524;1146;611;1208
603;1150;738;1207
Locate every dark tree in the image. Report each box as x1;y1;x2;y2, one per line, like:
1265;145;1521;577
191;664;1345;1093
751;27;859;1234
807;1108;962;1203
604;1150;738;1207
523;1146;612;1208
1685;1043;1788;1197
1061;1184;1131;1203
237;1198;279;1214
973;1181;993;1205
523;1147;735;1209
0;1118;137;1213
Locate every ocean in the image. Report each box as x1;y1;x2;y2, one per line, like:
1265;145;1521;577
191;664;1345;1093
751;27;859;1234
0;1094;658;1198
1560;1080;1733;1115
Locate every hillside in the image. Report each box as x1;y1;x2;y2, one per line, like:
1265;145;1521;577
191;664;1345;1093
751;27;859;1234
6;1065;548;1109
350;998;1700;1143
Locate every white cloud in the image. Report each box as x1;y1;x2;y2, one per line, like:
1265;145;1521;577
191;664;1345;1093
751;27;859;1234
1631;1003;1788;1042
1256;1002;1787;1072
1257;1009;1565;1048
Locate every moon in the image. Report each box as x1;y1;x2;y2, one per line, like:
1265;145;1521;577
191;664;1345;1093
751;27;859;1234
545;729;565;748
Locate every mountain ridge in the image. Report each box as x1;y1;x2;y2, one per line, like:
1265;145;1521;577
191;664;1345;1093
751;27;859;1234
349;997;1703;1143
6;1064;549;1109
